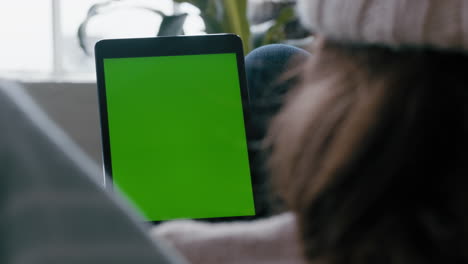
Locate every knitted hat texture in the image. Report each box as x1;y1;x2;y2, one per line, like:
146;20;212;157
297;0;468;50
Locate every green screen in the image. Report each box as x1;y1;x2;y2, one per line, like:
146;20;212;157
103;53;255;221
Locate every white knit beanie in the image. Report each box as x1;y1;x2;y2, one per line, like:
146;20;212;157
297;0;468;51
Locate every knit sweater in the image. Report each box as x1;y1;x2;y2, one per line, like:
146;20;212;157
151;213;307;264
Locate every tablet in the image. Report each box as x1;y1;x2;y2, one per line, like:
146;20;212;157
95;34;256;223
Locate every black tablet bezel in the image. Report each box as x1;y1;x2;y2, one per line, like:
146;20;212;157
95;34;257;224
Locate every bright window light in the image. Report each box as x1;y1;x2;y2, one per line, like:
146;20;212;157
0;0;204;81
0;0;53;74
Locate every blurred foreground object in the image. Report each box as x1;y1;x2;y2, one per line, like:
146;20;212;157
0;80;186;264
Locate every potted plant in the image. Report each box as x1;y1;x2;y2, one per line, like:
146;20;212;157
77;0;308;55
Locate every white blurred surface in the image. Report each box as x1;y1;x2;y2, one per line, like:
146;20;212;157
0;0;204;81
0;1;53;73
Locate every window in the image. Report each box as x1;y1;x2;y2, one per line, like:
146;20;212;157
0;1;53;76
0;0;204;82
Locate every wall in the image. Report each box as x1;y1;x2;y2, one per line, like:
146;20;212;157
22;82;103;167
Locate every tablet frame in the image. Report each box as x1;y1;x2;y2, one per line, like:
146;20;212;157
95;34;257;223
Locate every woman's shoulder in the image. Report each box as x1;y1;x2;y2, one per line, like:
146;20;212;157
151;212;306;264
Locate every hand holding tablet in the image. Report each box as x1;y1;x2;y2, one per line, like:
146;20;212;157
95;34;256;223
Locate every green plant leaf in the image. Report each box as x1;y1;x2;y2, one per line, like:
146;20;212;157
261;6;295;46
222;0;251;52
173;0;251;52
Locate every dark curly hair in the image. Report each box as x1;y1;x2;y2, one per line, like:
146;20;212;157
268;38;468;264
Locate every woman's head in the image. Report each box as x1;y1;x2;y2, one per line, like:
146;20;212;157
268;1;468;262
268;39;468;263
